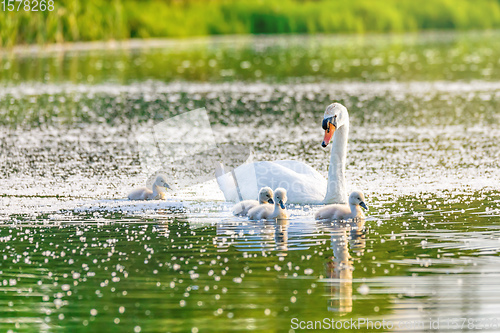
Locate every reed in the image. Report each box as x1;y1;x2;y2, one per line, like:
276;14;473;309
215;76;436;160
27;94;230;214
1;0;500;46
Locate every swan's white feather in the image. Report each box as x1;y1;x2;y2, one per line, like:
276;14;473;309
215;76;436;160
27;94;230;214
127;175;169;201
217;161;326;204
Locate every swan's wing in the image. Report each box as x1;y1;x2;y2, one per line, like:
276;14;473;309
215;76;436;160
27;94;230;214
232;200;259;216
128;187;149;200
216;163;260;202
253;161;326;204
216;161;327;204
248;203;273;220
247;205;260;220
215;171;238;202
273;160;325;179
215;164;250;202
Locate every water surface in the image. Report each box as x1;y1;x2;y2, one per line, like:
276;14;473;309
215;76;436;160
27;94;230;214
1;31;500;332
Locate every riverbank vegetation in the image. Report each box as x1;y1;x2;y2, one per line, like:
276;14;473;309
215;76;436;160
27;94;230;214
1;0;500;46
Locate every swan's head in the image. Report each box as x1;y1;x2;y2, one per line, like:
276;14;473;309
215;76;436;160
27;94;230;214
154;175;171;189
274;188;287;209
349;190;368;210
258;187;274;204
322;103;348;147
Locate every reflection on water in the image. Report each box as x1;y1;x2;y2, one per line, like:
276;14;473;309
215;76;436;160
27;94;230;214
2;31;500;84
322;219;365;315
1;198;500;332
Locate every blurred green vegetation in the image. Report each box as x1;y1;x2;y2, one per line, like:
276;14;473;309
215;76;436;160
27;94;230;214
2;0;500;46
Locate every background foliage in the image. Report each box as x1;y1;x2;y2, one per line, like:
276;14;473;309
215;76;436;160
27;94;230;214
1;0;500;46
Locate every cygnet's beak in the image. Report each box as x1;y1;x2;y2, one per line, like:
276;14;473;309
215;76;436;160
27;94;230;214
321;122;336;148
268;198;274;204
360;201;368;210
164;183;171;189
279;200;285;209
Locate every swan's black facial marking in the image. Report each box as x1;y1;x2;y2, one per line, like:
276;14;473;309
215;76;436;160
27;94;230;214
266;194;274;204
322;115;337;131
322;117;332;130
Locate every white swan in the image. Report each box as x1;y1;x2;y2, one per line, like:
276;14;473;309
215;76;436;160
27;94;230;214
248;188;288;220
232;187;274;216
128;175;170;200
315;191;368;220
216;103;349;204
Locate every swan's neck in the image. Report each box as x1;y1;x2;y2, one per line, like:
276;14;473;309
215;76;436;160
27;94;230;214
350;203;357;214
152;184;165;197
273;203;284;216
324;123;348;204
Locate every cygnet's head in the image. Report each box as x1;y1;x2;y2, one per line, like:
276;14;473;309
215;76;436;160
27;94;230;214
349;191;368;210
258;187;274;204
274;188;287;209
322;102;348;148
154;175;170;189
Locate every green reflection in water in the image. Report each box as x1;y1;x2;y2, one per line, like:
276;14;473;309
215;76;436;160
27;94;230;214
2;31;500;84
1;191;499;332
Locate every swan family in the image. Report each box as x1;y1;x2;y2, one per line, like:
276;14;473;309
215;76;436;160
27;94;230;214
216;103;349;204
128;102;369;221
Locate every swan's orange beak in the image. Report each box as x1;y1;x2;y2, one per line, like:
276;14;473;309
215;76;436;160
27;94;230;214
321;123;335;147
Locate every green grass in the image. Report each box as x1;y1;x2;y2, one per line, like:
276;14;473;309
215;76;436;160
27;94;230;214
2;0;500;46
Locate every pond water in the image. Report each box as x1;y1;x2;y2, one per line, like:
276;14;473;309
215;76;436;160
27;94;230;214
1;31;500;332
